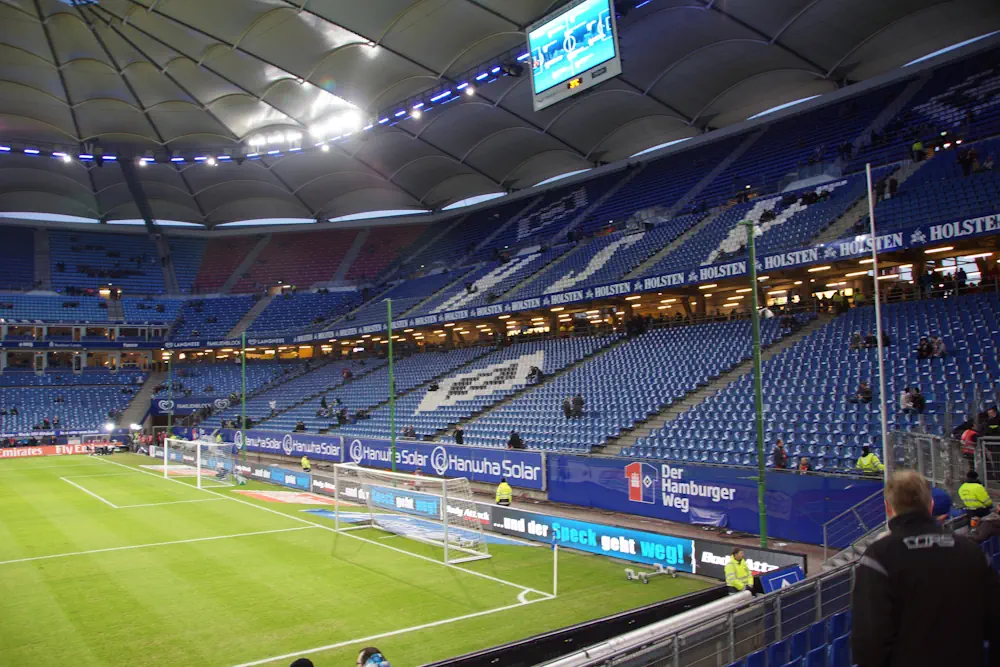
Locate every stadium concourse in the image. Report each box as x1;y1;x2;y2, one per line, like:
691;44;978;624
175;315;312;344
3;1;1000;665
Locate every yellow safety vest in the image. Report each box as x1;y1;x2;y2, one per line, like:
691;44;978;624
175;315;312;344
856;454;884;473
496;482;513;504
301;456;310;470
958;482;991;509
725;558;754;590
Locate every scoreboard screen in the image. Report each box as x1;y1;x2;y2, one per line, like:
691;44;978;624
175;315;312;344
527;0;622;111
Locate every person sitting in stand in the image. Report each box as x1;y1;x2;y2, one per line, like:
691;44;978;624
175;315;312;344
797;457;812;473
453;424;464;445
294;420;306;432
850;331;864;350
562;396;573;419
916;337;933;359
900;387;916;415
864;332;878;349
931;336;947;358
959;470;992;519
724;548;763;596
912;387;926;414
402;425;417;439
507;430;524;449
571;393;585;418
849;381;873;405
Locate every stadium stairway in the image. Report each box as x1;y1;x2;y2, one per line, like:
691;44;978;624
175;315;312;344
226;294;275;338
811;159;927;245
331;229;370;283
466;196;542;259
120;369;167;428
219;235;271;294
33;228;50;289
497;242;588;301
668;129;766;216
107;299;125;322
548;165;643;243
625;206;726;279
851;73;931;159
609;314;833;455
432;335;630;446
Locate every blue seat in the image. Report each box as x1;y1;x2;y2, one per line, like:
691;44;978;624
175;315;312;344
782;660;803;667
808;622;826;650
768;639;789;667
788;630;808;661
806;646;828;667
746;649;766;667
828;611;850;640
828;636;850;667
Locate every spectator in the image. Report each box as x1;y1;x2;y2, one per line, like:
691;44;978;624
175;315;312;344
851;470;1000;667
864;332;877;349
797;457;812;473
772;438;789;469
52;415;60;427
911;138;924;162
507;430;524;449
931;485;952;524
887;176;898;198
495;477;512;506
527;366;542;384
971;504;1000;543
290;659;313;667
342;367;353;381
900;387;916;415
931;336;947;357
850;331;863;350
571;393;584;418
916;336;932;359
959;470;992;519
454;424;464;445
562;396;573;419
320;396;327;409
269;400;277;415
984;407;1000;438
848;381;872;404
911;387;926;414
356;647;389;667
300;456;310;473
294;420;306;432
402;425;416;439
724;548;762;596
856;445;884;474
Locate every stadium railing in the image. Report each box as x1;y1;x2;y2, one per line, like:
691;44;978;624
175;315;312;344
821;488;885;559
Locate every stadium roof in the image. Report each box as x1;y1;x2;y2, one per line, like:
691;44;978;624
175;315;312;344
0;0;998;227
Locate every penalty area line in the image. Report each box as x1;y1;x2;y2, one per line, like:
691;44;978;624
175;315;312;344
228;597;548;667
94;457;553;599
0;526;318;567
60;476;119;508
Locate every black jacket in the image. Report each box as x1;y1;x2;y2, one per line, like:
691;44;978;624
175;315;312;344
852;511;1000;667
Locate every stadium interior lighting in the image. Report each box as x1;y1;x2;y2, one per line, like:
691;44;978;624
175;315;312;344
727;295;744;300
703;293;712;297
876;274;900;280
859;258;874;264
826;282;846;287
550;307;564;312
657;305;668;310
736;288;753;293
965;252;994;259
498;315;510;319
103;422;115;432
465;86;475;96
698;284;717;289
129;423;141;431
206;157;216;166
723;303;739;308
444;323;455;327
660;298;676;303
768;290;786;294
624;295;641;301
807;265;831;272
845;270;869;277
757;276;769;281
793;280;803;285
411;109;422;119
924;246;954;254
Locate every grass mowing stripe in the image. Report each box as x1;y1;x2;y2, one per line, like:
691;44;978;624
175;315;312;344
60;476;119;508
0;526;318;566
95;456;552;599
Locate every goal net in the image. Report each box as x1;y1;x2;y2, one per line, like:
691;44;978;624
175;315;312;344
163;438;237;489
325;463;490;564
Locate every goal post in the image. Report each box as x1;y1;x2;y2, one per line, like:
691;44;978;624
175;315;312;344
163;438;237;489
325;463;490;564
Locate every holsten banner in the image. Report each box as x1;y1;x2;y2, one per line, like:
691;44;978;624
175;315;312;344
548;455;882;545
175;427;545;491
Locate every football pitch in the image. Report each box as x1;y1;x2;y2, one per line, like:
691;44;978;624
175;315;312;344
0;454;712;666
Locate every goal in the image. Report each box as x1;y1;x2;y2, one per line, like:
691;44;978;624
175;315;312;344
163;438;236;489
324;463;490;564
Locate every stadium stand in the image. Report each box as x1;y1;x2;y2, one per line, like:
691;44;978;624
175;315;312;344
246;291;360;335
331;335;618;440
637;293;1000;470
191;236;259;293
229;229;359;293
49;231;164;294
121;297;183;324
457;318;794;452
167;236;207;293
153;360;293;398
0;226;34;290
171;296;254;339
345;225;428;281
0;370;143;435
0;294;109;323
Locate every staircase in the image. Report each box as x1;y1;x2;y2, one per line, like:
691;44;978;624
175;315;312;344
155;234;180;294
821;488;887;568
397;266;484;318
466;196;542;260
667;129;766;216
220;234;271;294
331;228;370;283
107;299;125;322
432;336;629;443
119;370;166;428
379;214;468;283
811;159;928;245
549;165;645;243
851;74;931;158
33;228;50;289
226;293;275;338
498;242;586;300
608;315;833;454
624;207;722;279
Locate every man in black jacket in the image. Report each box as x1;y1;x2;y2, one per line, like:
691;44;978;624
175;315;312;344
852;470;1000;667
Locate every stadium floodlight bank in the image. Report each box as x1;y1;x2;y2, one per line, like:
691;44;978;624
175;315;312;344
326;463;491;564
163;438;237;489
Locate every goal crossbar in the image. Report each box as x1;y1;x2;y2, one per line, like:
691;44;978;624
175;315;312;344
163;438;236;489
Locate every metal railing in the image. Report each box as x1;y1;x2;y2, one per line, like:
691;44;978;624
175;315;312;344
541;561;857;667
822;488;886;559
894;431;1000;492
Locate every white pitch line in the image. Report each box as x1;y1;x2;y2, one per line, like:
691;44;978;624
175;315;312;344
117;498;226;509
0;526;318;567
57;472;134;479
228;598;545;667
60;477;119;508
0;462;108;473
95;457;553;599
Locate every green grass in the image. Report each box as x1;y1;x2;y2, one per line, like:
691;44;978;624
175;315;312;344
0;454;712;666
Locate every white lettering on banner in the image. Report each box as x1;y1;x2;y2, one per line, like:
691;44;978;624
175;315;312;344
509;298;541;312
242;432;342;459
593;282;631;298
360;324;382;334
700;261;746;281
660;464;736;514
764;248;819;270
293;334;316;343
929;214;1000;241
247;337;285;346
443;310;468;322
337;328;358;337
412;315;438;327
837;232;904;257
700;550;779;573
642;273;686;291
550;290;585;305
391;319;409;328
473;304;505;317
